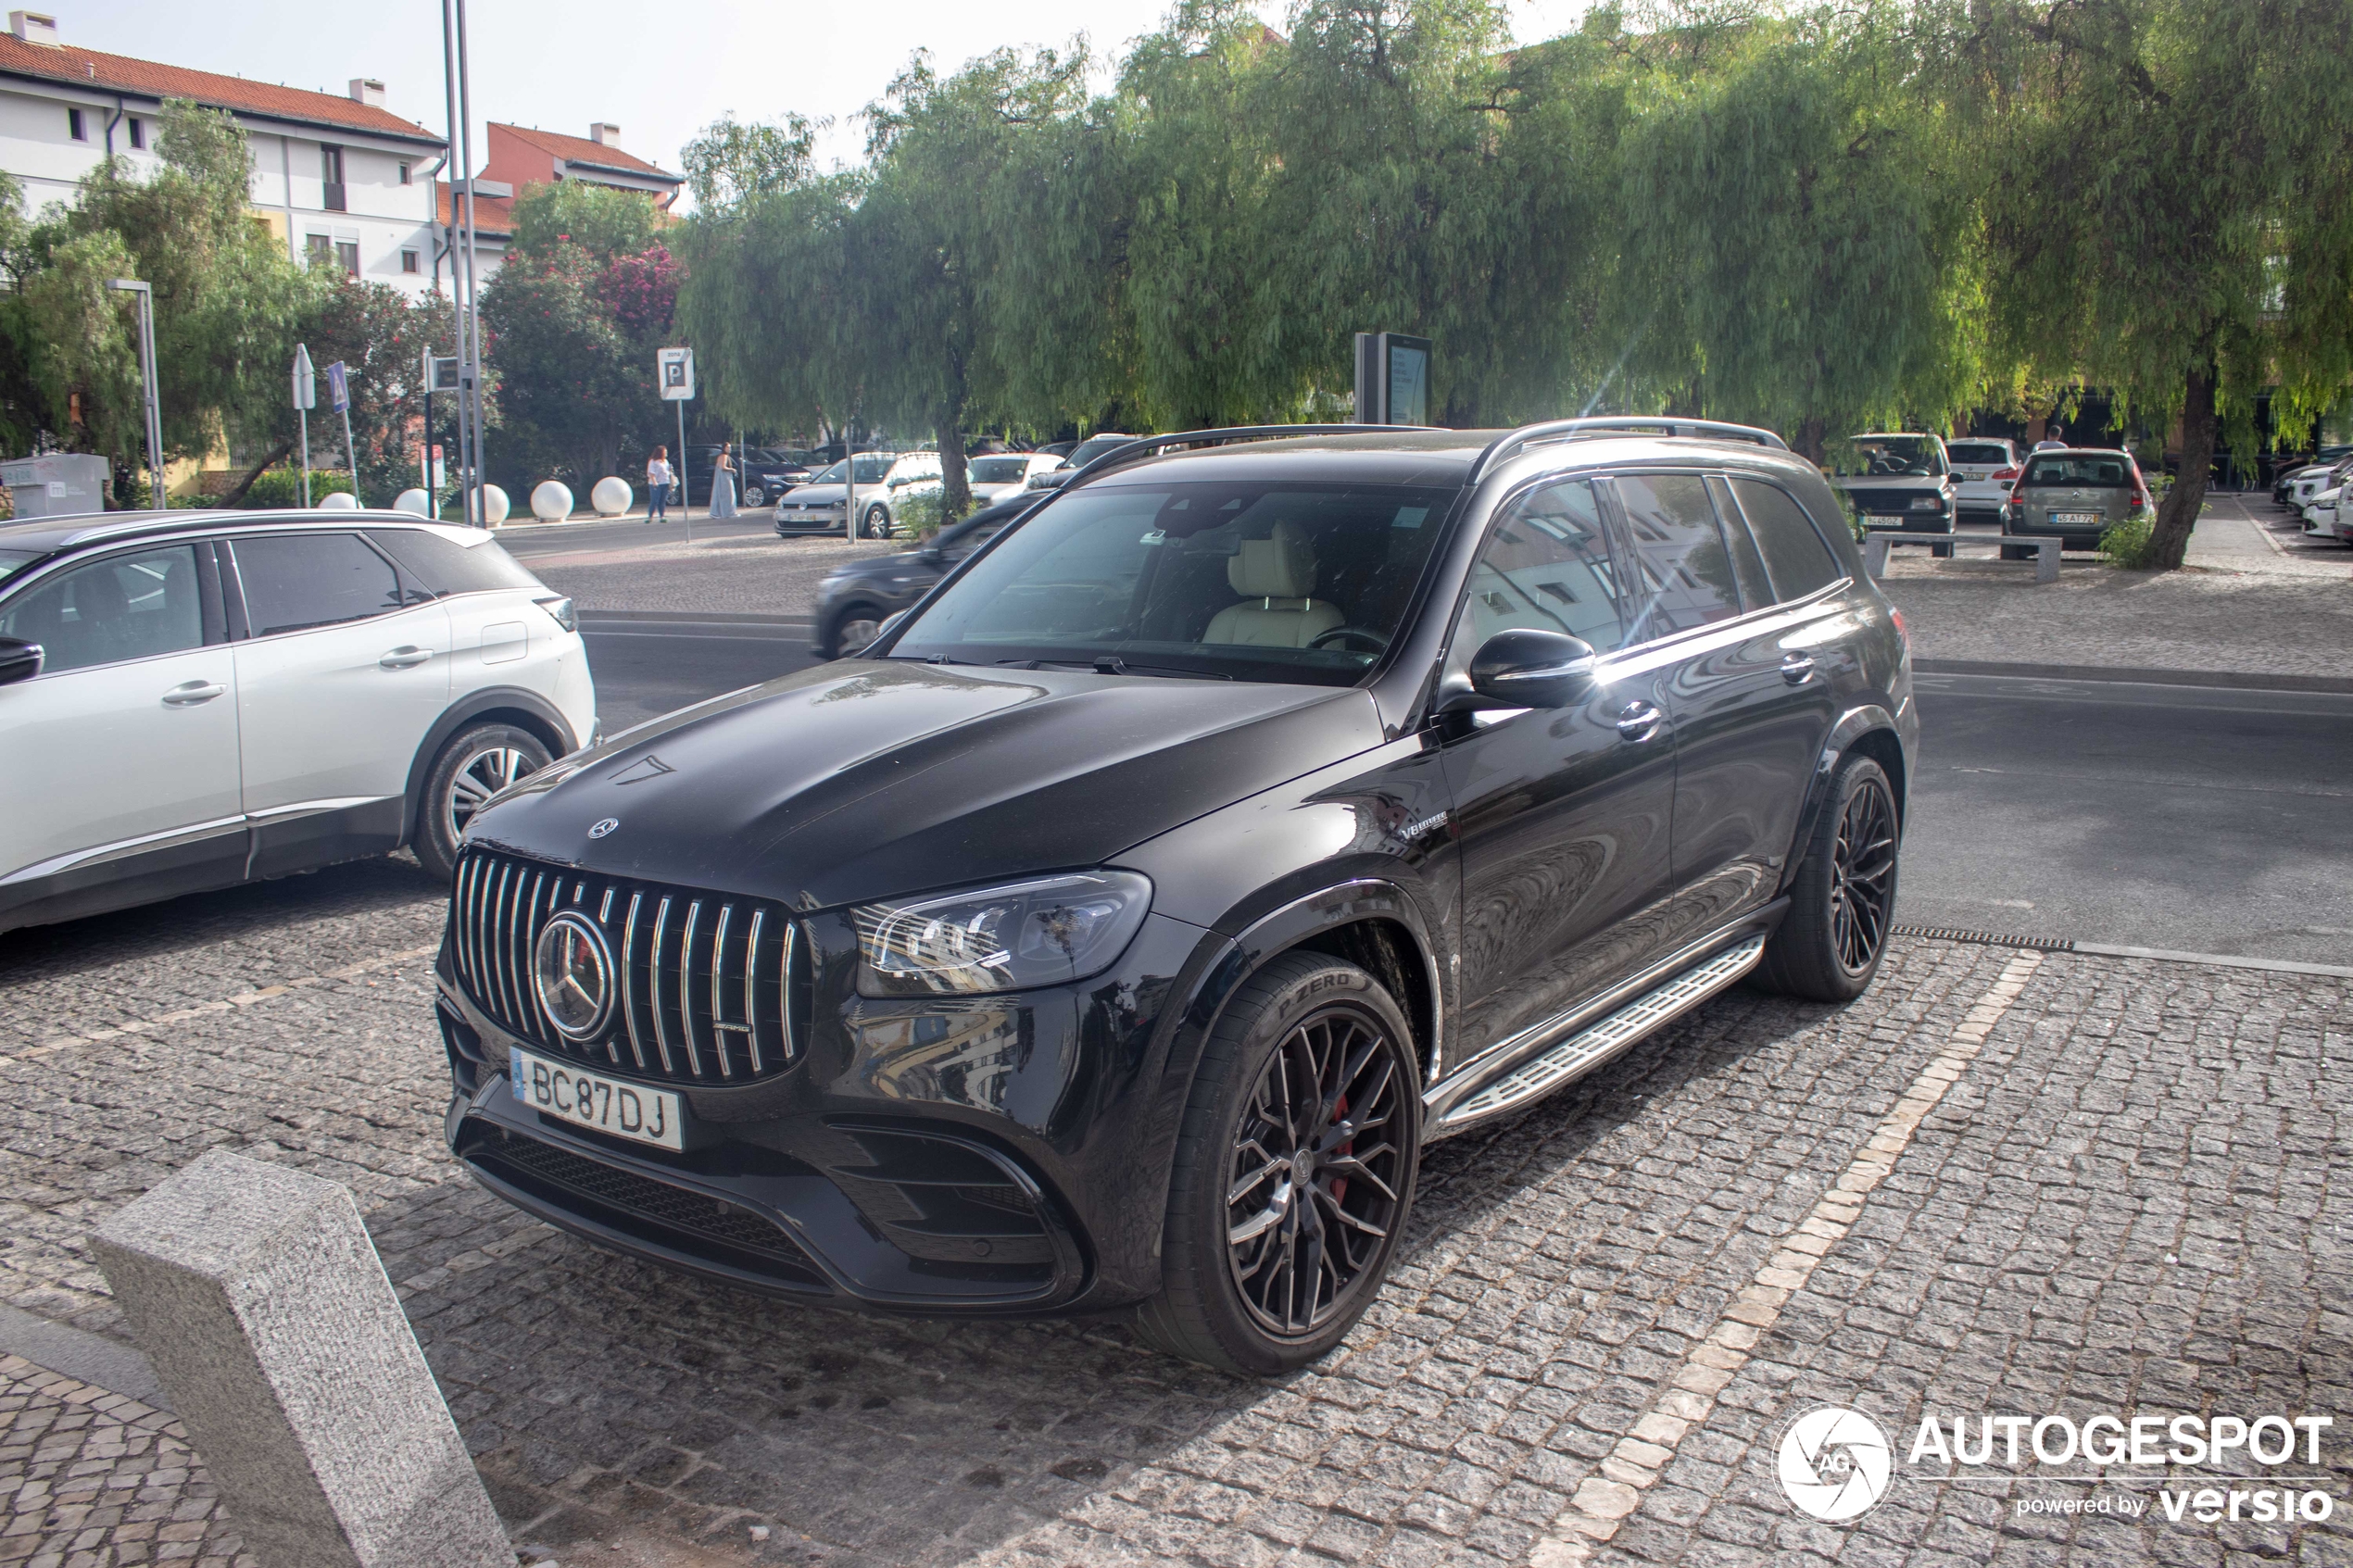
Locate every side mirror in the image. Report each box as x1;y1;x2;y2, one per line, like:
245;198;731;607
1466;629;1598;709
0;636;43;686
918;545;945;566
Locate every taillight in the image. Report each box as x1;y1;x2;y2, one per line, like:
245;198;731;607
1991;467;2020;483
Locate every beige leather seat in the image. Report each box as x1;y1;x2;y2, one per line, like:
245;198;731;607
1202;521;1345;647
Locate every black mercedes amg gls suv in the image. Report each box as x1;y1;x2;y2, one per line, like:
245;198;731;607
434;419;1918;1374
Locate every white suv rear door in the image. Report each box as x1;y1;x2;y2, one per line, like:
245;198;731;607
224;531;449;869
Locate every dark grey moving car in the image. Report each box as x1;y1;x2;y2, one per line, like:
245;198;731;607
808;495;1033;659
434;418;1917;1374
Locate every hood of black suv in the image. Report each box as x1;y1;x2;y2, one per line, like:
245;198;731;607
468;660;1382;909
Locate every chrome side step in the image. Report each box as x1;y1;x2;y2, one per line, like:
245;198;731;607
1432;935;1765;1133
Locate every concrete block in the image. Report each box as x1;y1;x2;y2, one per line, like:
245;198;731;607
90;1149;510;1568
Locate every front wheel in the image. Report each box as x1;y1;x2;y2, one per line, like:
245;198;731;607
1754;751;1899;1001
743;483;766;508
823;603;887;659
1133;953;1420;1375
860;503;893;540
413;722;552;881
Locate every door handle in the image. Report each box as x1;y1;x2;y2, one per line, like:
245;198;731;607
1614;699;1664;743
1780;653;1818;684
379;646;434;670
161;681;225;706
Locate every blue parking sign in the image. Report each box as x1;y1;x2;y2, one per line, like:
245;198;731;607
326;360;349;413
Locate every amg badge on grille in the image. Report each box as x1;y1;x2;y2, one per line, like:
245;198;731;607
533;911;615;1040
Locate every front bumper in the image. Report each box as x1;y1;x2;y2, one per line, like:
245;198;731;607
434;900;1222;1317
776;507;847;531
1858;510;1955;534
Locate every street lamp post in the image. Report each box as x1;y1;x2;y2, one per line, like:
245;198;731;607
106;279;161;507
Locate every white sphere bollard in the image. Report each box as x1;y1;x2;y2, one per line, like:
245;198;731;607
476;484;510;525
530;481;573;521
316;491;359;510
393;489;432;517
590;476;633;517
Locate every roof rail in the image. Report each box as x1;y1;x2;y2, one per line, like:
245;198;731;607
1471;417;1789;483
1059;423;1438;486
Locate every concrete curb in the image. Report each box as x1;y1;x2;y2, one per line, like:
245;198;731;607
1914;658;2353;695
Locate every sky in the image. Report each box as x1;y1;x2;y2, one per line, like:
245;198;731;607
59;0;1595;205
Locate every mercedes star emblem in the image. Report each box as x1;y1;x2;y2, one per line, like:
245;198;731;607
532;911;615;1041
588;818;620;838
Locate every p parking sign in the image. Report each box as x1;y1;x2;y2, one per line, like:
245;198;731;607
658;345;695;402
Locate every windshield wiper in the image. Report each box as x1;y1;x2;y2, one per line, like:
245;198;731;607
997;657;1233;681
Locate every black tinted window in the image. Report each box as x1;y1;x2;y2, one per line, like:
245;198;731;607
1708;477;1773;610
0;545;203;673
232;533;402;636
1616;474;1740;639
1451;479;1622;660
2021;455;2130;487
1730;479;1843;600
367;528;544;596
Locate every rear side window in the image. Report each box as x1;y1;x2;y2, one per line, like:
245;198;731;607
1615;474;1740;639
1729;479;1843;601
367;528;545;596
231;533;403;636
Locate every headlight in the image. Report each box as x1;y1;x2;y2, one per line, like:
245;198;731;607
1908;495;1944;511
852;871;1152;996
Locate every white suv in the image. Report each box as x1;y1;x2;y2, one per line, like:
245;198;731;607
1944;437;2021;523
0;511;596;934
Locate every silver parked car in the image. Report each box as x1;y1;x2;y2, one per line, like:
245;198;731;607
0;510;597;933
2000;449;2153;554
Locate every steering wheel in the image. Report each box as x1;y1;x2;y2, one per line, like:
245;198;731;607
1310;626;1390;654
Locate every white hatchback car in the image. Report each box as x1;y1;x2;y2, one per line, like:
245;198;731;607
0;510;596;935
1944;437;2020;523
772;451;944;539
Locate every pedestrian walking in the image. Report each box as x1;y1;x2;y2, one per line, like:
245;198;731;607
708;443;738;520
647;446;674;522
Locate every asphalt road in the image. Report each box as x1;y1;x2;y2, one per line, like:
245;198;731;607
577;622;2353;967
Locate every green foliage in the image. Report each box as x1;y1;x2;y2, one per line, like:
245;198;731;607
682;114;818;213
290;281;458;505
2096;511;2157;569
892;486;969;540
507;180;664;264
241;467;355;508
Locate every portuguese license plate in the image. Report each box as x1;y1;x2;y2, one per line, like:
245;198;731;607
509;1048;683;1150
2052;511;2101;525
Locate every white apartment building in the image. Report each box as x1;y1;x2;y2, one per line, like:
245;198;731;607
0;8;449;295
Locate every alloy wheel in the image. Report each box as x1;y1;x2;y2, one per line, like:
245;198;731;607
444;745;536;845
837;615;883;654
1225;1006;1406;1336
1829;775;1897;972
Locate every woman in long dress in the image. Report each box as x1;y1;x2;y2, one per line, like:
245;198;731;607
708;444;738;520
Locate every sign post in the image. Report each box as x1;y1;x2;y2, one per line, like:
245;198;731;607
291;344;316;508
1352;332;1432;426
424;353;459;515
658;345;695;542
107;279;162;507
326;360;359;503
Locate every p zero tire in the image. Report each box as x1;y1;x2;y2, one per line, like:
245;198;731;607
1133;952;1420;1375
1755;751;1900;1002
413;722;551;881
823;602;887;660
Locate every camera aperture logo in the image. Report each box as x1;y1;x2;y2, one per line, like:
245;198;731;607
1778;1406;1894;1522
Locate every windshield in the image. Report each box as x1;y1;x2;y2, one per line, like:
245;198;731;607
889;480;1458;687
2023;454;2131;487
969;456;1037;483
1842;436;1945;477
812;457;893;485
1067;434;1136;468
0;548;37;590
1946;443;2011;466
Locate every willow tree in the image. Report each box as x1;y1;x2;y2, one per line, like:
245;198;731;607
1956;0;2353;570
675;173;862;444
1610;2;1982;458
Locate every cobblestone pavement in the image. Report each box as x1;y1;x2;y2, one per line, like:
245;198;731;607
0;1355;246;1567
2;872;2347;1566
1879;498;2353;680
525;534;898;618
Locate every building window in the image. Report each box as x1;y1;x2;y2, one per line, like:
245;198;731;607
66;107;84;141
127;117;144;150
397;161;410;185
321;144;346;212
335;241;359;278
306;234;333;265
399;248;419;274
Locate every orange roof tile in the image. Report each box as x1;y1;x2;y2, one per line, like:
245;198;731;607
434;181;512;237
492;121;678;184
0;35;444;144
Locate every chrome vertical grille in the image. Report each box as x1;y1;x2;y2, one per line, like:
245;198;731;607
449;847;811;1085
